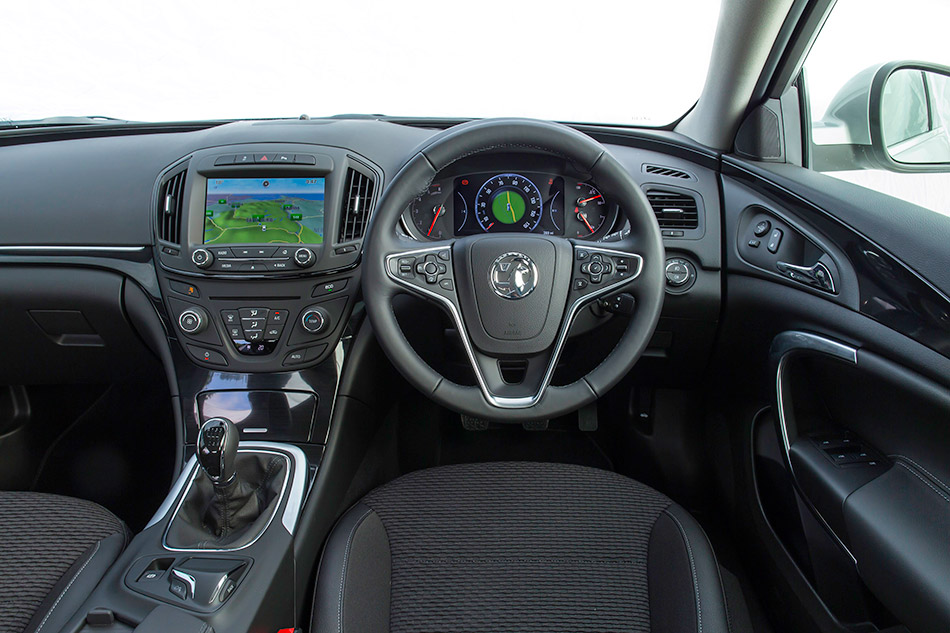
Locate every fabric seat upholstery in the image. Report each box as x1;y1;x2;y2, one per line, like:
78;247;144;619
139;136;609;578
0;492;128;633
312;462;736;633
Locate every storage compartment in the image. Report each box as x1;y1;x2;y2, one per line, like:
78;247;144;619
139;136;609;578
196;390;317;442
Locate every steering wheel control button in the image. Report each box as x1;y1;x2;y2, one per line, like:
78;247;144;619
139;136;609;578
439;279;454;291
665;257;696;291
313;279;348;297
187;345;227;367
767;228;783;253
753;220;772;237
748;239;761;248
178;307;208;335
573;279;588;290
294;247;315;267
576;250;589;260
438;250;451;261
301;307;330;334
192;248;213;269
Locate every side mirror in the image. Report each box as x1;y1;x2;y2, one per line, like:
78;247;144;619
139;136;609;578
814;61;950;173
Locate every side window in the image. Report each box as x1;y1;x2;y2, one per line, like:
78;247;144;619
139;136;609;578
802;0;950;216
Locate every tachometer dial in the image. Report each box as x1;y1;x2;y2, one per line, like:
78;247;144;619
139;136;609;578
475;174;543;232
410;183;449;239
571;183;608;238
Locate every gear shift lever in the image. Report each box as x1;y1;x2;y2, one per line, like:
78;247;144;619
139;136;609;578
197;418;239;486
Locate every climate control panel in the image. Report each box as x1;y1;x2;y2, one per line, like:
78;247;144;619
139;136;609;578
160;273;354;372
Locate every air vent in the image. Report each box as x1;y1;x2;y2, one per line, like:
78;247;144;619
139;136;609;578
643;164;694;180
646;190;699;230
338;168;376;243
157;168;187;244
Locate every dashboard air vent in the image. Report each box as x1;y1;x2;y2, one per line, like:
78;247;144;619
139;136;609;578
338;168;376;243
157;168;187;244
643;164;694;180
646;190;699;230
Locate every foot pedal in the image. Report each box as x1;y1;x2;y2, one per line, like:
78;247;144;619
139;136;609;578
522;419;549;431
461;415;490;431
579;403;598;432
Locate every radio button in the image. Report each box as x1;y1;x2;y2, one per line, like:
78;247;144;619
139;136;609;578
210;247;233;258
273;247;293;258
270;260;291;270
240;263;268;272
216;261;237;271
232;247;253;257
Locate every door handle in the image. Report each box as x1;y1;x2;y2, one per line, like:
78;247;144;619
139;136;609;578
776;261;836;293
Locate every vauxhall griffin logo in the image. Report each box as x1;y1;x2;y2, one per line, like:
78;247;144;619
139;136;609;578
489;252;538;300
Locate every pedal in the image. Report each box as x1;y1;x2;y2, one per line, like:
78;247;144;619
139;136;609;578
522;419;549;431
578;403;598;432
461;415;490;431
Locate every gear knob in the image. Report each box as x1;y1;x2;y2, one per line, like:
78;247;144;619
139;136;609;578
197;418;239;485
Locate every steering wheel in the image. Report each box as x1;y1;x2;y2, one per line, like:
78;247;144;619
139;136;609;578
363;118;665;421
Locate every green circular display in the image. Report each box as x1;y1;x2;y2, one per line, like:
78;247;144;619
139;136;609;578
491;190;526;224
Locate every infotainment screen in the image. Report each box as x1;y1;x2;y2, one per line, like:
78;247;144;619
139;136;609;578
204;178;325;245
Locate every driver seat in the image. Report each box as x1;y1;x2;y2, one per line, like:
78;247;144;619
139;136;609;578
312;462;739;633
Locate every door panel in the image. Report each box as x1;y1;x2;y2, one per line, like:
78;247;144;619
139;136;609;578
715;159;950;633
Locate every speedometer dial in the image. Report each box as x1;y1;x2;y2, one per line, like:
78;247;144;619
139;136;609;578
475;174;543;232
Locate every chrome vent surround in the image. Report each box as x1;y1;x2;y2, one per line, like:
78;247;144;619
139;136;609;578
646;189;699;230
157;167;187;244
338;168;376;242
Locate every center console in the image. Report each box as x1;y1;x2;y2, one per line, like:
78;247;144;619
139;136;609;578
154;143;378;373
66;143;385;631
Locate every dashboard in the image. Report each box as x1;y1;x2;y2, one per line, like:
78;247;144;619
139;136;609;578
402;171;620;241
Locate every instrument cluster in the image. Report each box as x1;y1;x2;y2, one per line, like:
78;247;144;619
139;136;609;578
403;171;619;241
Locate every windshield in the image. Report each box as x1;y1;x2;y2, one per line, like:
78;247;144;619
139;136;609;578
3;0;721;126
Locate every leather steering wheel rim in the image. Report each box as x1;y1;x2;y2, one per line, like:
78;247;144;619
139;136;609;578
363;118;665;421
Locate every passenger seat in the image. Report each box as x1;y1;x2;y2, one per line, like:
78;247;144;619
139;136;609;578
0;491;129;633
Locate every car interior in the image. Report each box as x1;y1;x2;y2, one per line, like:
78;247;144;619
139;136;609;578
1;1;949;632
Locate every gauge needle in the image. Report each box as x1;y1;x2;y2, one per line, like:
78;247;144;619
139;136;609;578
575;207;596;233
578;194;603;204
427;205;443;236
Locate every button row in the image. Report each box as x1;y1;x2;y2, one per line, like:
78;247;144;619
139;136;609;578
222;308;287;348
210;246;296;259
394;250;452;288
573;250;633;290
214;153;318;166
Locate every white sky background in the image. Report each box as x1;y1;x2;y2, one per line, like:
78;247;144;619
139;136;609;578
1;0;722;125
